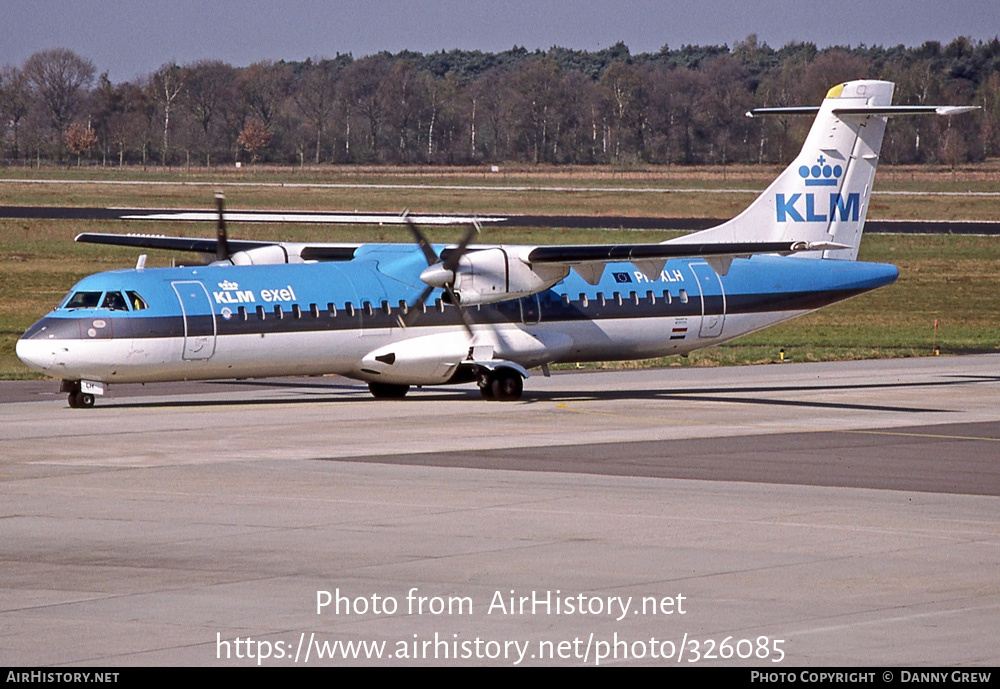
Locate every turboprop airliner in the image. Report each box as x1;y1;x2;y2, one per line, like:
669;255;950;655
17;80;974;407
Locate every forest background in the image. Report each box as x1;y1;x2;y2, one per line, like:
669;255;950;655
2;36;999;170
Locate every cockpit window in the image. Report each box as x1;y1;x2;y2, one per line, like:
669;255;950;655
101;291;129;311
64;291;103;309
126;291;148;311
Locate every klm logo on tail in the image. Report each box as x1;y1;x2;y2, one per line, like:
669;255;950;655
776;155;859;223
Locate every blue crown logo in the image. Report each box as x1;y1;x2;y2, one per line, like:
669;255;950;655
799;155;843;186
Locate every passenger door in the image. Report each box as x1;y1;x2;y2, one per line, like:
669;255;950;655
171;281;217;360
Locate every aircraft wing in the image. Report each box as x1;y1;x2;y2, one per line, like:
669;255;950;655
524;239;847;281
75;233;361;262
77;232;274;254
525;240;835;263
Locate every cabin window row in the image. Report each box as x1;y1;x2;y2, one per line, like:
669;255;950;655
572;289;688;308
234;299;442;321
230;289;690;322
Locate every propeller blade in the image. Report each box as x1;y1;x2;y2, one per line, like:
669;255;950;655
403;212;439;266
399;285;435;328
441;220;480;273
444;284;475;337
215;192;229;262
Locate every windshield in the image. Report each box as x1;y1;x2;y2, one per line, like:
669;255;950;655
64;291;103;309
61;290;150;311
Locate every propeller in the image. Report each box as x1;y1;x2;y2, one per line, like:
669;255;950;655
215;192;230;262
399;213;480;336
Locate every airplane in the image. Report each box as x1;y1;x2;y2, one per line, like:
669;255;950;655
16;80;975;408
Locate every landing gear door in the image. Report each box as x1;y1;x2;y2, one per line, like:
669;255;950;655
688;262;725;338
171;281;217;360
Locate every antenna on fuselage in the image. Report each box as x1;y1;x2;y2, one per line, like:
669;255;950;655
215;192;230;262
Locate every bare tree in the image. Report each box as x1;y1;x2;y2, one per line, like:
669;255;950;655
239;61;291;128
293;58;343;164
600;61;647;161
183;60;235;166
22;49;96;159
341;54;392;161
152;63;185;165
0;65;32;162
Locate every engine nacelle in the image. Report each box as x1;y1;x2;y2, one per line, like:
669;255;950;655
420;247;568;305
227;245;293;265
359;332;472;385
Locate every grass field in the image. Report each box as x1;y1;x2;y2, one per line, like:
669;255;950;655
1;165;997;380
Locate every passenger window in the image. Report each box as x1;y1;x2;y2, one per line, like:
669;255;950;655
238;306;247;321
256;305;266;320
274;305;284;319
327;302;337;317
292;304;302;319
679;289;689;304
101;291;129;311
309;303;319;318
126;291;148;311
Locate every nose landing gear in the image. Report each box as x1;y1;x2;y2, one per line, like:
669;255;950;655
61;380;101;408
68;390;96;408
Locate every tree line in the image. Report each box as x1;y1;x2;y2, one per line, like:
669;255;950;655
1;36;998;169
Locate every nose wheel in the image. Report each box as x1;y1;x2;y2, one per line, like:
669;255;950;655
62;380;99;408
68;390;96;408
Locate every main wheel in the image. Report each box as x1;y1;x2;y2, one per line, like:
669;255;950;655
490;371;523;401
68;391;81;408
367;382;410;399
477;371;495;399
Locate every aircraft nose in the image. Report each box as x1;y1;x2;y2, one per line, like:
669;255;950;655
16;326;59;372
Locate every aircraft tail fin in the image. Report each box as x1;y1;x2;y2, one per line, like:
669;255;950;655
674;80;972;260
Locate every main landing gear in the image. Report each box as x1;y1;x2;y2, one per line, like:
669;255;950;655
366;367;525;401
367;382;410;399
477;368;524;401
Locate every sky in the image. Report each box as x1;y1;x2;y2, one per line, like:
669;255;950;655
2;0;998;82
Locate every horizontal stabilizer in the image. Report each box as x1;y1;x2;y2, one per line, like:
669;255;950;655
748;105;977;118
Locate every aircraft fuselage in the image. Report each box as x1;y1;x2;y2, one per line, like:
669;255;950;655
17;246;898;387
